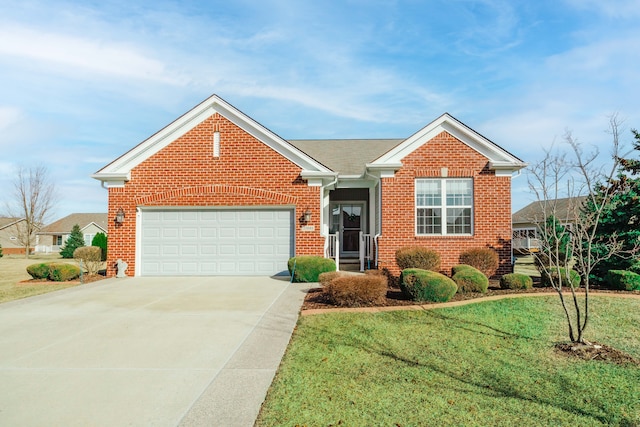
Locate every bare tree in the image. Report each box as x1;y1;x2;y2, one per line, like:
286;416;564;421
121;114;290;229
4;165;56;258
527;116;631;345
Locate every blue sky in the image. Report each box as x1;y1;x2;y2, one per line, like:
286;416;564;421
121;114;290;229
1;0;639;222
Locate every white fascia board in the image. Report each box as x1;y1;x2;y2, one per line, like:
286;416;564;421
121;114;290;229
365;162;403;178
93;94;330;179
300;170;337;187
336;178;377;189
372;113;525;169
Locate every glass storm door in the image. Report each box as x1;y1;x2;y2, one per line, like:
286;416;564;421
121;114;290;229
330;203;365;257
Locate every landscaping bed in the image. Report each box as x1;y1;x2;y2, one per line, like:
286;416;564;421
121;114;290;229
301;279;639;311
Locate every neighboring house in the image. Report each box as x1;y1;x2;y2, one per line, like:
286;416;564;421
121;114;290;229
93;94;526;278
0;217;30;255
512;196;586;253
35;213;108;253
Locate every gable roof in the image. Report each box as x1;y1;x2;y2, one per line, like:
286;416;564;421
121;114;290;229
92;94;332;187
38;213;108;235
512;197;587;225
0;217;24;230
370;113;526;176
289;139;403;176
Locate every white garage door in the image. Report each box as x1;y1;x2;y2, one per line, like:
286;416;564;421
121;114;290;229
140;209;294;276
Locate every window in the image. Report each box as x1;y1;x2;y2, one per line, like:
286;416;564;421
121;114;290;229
84;234;95;244
55;235;62;245
416;178;473;235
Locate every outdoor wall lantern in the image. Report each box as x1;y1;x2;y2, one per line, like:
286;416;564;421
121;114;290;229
115;208;125;224
303;209;312;223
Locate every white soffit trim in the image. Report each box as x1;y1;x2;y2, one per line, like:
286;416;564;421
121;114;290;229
372;113;526;171
93;94;331;180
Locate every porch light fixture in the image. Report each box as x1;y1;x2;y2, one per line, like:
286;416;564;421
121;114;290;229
303;210;312;223
115;208;125;224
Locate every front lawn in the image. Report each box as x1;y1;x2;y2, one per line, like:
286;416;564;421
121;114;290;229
0;254;82;303
257;296;640;426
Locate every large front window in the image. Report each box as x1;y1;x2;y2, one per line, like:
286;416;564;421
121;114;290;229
416;178;473;235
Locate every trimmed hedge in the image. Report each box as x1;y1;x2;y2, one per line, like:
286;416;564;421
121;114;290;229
604;270;640;291
27;263;80;281
395;246;441;271
322;271;388;307
288;256;336;282
400;268;457;303
74;246;103;275
48;263;81;281
540;267;581;288
26;263;51;280
451;264;488;293
500;273;533;290
459;247;499;278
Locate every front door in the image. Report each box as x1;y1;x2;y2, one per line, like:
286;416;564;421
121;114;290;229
330;203;365;258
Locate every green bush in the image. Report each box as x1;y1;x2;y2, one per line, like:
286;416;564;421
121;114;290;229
74;246;103;275
451;264;488;293
540;267;581;288
48;263;81;282
91;232;108;261
323;271;388;307
395;246;441;271
459;247;499;277
500;273;533;290
26;263;51;280
604;270;640;291
288;256;336;282
400;268;457;303
0;243;3;258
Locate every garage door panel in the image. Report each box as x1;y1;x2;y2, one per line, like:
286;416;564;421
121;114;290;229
141;209;293;276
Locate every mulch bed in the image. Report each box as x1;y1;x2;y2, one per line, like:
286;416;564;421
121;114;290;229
18;274;107;285
301;280;636;311
555;342;640;366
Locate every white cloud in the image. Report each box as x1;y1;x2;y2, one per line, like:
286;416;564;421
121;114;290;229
0;25;187;85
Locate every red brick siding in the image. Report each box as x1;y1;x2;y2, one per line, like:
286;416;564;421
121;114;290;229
106;113;323;277
378;131;512;277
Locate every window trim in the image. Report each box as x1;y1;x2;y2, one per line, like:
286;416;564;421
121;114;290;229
415;177;474;236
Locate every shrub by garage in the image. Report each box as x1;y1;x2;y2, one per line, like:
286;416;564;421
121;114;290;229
26;263;52;280
288;256;336;283
48;263;81;282
322;271;388;307
74;246;103;276
500;273;533;290
400;268;457;303
451;264;488;293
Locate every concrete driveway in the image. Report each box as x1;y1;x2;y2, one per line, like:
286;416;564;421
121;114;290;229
0;276;307;426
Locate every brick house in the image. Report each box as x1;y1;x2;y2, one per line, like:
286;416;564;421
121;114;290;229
93;95;526;278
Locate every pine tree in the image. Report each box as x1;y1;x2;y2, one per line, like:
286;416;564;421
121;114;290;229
91;232;108;261
587;129;640;282
60;224;85;259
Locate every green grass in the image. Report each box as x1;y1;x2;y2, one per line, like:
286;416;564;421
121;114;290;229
257;296;640;426
0;254;82;303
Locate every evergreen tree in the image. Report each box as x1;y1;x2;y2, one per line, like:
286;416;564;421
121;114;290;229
91;232;108;261
587;129;640;283
60;224;85;259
